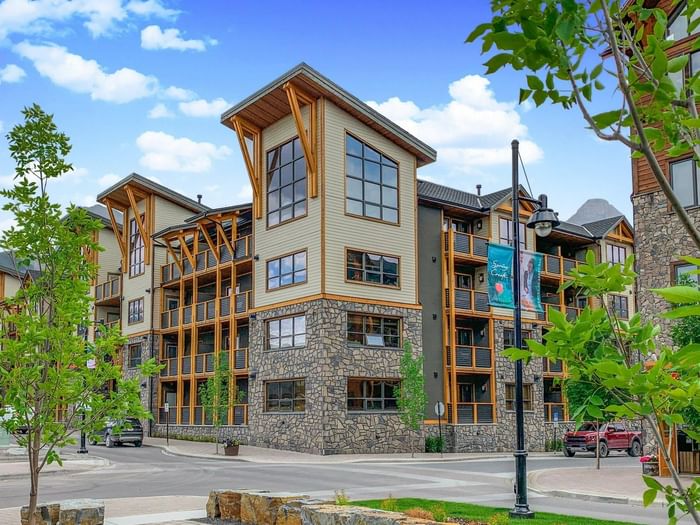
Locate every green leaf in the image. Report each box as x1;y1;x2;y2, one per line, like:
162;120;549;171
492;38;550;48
590;63;603;79
527;75;544;90
662;304;700;319
668;55;689;73
643;488;658;507
652;285;700;304
555;15;576;43
581;83;592;101
591;110;621;129
652;46;668;79
643;475;664;491
492;32;526;51
533;90;547;106
519;88;532;104
483;53;513;74
587;405;604;419
466;23;492;43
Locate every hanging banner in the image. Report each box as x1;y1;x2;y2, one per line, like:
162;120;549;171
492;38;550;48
487;244;514;309
520;250;544;313
487;244;544;313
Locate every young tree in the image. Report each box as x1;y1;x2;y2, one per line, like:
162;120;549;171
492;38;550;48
199;352;242;454
396;341;427;458
0;105;159;525
504;251;700;524
467;0;700;249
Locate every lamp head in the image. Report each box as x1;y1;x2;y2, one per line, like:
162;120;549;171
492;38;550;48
527;194;559;238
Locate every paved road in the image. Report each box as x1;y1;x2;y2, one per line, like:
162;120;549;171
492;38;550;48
0;445;678;524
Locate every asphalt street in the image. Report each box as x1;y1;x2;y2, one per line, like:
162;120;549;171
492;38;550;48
0;445;680;525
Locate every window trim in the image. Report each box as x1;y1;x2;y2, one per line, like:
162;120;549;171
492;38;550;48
669;156;700;209
505;382;534;412
127;344;142;369
265;136;308;230
606;243;628;265
127;297;145;325
346;312;402;349
343;130;401;226
667;0;699;43
498;217;527;250
263;379;306;413
344;247;401;290
671;260;699;285
346;377;401;413
609;294;630;320
266;313;307;351
265;249;308;292
128;214;146;278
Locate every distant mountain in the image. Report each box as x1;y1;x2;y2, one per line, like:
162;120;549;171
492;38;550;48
567;198;625;225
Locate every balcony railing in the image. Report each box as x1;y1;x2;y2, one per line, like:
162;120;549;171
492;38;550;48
95;319;120;338
234;235;252;260
446;345;492;369
446;288;490;314
95;277;121;303
566;306;582;321
195;249;218;273
235;291;251;315
161;308;180;329
233;348;248;370
161;258;193;283
456;402;494;424
194;353;216;374
444;231;489;260
540;255;583;279
544;403;567;422
157;406;177;424
195;299;217;322
159;357;178;377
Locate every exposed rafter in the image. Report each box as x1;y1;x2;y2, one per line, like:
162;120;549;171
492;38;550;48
103;197;127;269
282;81;317;198
177;233;195;268
163;236;183;273
198;222;220;263
231;115;262;219
215;222;234;255
124;185;151;265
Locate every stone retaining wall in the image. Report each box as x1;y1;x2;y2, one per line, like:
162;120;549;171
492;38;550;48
151;423;249;443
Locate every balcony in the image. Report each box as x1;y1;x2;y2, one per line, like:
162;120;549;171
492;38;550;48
195;249;218;273
95;276;120;305
161;258;193;283
195;299;217;323
541;255;582;280
565;306;582;321
454;402;495;424
234;291;251;315
194;352;216;374
160;357;178;377
161;308;180;330
446;345;492;370
95;319;120;338
444;231;489;261
446;288;490;315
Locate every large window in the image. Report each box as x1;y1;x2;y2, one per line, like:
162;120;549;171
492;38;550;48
347;378;399;411
129;215;145;277
670;158;700;208
668;1;700;41
673;262;699;285
345;134;399;224
346;250;399;287
347;314;400;348
606;244;627;265
266;137;306;227
609;294;629;320
264;380;305;412
127;298;144;324
505;383;533;412
267;251;307;290
267;315;306;350
499;218;526;250
128;344;141;369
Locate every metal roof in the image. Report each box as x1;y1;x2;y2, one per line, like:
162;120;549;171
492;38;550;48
184;203;252;223
581;216;626;238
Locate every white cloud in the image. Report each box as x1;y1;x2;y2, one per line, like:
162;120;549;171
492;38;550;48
162;85;195;101
366;75;543;178
14;42;158;103
235;184;253;202
148;103;174;119
0;64;26;83
0;0;178;39
141;24;213;51
178;97;229;118
136;131;231;173
98;173;121;188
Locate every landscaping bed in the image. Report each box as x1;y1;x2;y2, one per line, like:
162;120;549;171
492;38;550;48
353;498;635;525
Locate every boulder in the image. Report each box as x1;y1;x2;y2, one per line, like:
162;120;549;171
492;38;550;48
20;505;51;525
300;504;440;525
240;492;308;525
57;499;104;525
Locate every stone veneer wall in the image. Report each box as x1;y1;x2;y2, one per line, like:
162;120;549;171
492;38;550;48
633;191;700;347
246;298;423;455
123;333;159;435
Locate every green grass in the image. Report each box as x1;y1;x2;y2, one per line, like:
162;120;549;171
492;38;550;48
353;498;635;525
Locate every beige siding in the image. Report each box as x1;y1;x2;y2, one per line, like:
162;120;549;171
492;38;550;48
121;200;150;336
4;274;21;298
323;101;418;305
96;227;121;281
254;106;322;308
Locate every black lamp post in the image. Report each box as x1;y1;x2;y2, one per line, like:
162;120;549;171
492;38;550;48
509;139;559;519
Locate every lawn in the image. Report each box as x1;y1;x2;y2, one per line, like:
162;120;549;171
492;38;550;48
353;498;635;525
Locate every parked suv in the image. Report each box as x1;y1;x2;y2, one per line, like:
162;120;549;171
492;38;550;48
91;418;143;448
563;422;642;457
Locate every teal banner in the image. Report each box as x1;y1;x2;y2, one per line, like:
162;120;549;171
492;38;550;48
487;244;514;309
487;244;543;313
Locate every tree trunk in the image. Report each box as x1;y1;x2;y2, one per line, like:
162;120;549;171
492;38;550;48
596;420;600;471
27;430;41;525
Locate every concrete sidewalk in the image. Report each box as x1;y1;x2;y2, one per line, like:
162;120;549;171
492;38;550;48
529;465;693;507
0;454;109;479
145;436;558;464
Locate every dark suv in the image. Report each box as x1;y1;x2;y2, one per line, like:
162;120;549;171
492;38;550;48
91;418;143;448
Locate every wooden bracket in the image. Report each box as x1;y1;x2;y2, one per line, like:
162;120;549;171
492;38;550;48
215;222;234;255
177;233;195;268
104;198;127;270
283;82;317;198
163;237;183;273
231;116;262;219
124;185;151;265
198;223;220;263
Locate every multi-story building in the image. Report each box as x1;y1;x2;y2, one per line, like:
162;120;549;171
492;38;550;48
81;64;635;454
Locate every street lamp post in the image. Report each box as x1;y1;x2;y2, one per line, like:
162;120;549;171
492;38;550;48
509;139;559;519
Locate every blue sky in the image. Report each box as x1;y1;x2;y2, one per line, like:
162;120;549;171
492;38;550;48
0;0;631;231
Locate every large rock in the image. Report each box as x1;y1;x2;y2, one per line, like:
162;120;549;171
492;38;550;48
300;504;439;525
20;505;51;525
57;499;104;525
240;492;308;525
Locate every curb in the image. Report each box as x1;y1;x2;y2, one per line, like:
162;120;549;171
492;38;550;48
0;457;110;480
528;468;662;508
147;442;558;465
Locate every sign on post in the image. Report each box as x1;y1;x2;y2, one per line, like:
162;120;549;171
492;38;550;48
434;402;445;417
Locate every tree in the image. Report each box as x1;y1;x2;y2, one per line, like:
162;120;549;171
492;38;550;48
396;341;427;458
199;352;242;454
504;251;700;524
467;0;700;250
0;105;159;525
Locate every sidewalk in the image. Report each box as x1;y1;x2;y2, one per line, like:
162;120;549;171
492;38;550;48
529;465;693;506
0;454;109;479
145;436;558;464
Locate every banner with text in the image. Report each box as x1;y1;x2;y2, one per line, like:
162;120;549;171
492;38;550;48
487;244;543;313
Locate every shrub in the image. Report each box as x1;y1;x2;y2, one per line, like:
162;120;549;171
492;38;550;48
334;489;350;506
545;438;563;452
404;508;434;520
379;495;399;512
430;503;448;522
425;435;445;453
487;513;510;525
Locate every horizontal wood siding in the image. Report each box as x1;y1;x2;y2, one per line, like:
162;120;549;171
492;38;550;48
323;100;418;305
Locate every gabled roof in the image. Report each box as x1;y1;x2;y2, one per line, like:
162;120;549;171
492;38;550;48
417;180;481;210
581;215;628;238
220;63;437;167
82;204;122;231
554;221;596;239
184;203;252;223
0;251;39;280
96;173;209;213
152;223;197;239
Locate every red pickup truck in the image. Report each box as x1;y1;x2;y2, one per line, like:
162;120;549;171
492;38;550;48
563;422;642;458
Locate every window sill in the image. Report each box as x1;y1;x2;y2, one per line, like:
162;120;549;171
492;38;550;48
262;411;306;415
265;346;307;352
347;410;399;415
348;345;402;352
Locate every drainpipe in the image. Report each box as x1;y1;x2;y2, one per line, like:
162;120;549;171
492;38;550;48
148;245;156;437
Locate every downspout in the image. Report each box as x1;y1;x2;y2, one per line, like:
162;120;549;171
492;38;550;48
148;244;156;437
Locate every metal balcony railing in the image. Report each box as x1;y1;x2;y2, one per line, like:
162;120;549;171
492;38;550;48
95;276;121;303
445;288;490;314
195;299;217;322
159;357;178;377
446;345;492;369
444;231;489;259
456;402;494;424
